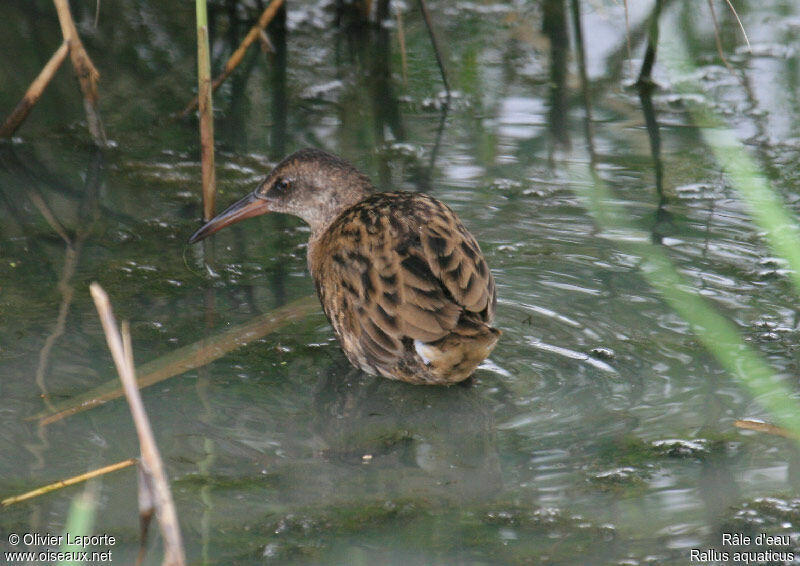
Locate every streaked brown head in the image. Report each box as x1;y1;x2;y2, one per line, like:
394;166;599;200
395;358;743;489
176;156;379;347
189;148;373;243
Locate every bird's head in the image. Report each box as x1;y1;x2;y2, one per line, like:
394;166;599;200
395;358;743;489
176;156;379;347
189;148;373;243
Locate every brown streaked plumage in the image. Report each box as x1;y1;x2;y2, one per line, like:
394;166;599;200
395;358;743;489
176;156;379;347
189;148;500;384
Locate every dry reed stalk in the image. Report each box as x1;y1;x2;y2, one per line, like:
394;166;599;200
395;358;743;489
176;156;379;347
181;0;285;118
36;294;320;425
734;419;799;440
0;41;70;138
53;0;107;146
90;283;185;566
196;0;216;220
1;459;136;507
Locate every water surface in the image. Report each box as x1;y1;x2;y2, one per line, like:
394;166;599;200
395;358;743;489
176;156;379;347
2;1;800;564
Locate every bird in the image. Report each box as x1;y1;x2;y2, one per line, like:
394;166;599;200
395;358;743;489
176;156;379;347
189;148;500;385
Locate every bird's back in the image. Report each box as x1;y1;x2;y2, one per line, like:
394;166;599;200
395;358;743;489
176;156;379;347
309;191;499;384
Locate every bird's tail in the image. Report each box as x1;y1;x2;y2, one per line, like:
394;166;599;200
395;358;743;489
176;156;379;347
415;319;501;384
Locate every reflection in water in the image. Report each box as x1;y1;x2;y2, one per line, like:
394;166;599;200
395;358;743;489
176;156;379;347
543;0;571;156
637;78;675;245
312;363;502;501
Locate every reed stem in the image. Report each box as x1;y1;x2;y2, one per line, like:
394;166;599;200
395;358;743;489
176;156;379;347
196;0;217;221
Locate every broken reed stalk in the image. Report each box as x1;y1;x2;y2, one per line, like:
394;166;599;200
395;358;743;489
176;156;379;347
735;419;799;440
35;294;320;426
196;0;216;221
0;41;70;139
416;0;451;98
53;0;107;146
89;283;185;566
181;0;286;119
1;458;136;507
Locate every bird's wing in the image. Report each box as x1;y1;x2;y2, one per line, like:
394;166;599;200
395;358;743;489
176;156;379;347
415;194;496;320
314;193;495;366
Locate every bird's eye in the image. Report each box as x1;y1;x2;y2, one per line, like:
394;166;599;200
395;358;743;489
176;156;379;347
259;176;293;200
274;178;291;193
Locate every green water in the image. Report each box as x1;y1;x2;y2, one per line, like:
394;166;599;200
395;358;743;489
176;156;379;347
2;1;800;564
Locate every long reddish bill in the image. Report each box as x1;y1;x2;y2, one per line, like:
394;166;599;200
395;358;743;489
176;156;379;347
189;191;270;243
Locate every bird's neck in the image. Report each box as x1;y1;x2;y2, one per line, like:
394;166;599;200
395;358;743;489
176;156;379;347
305;184;372;279
304;182;372;237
